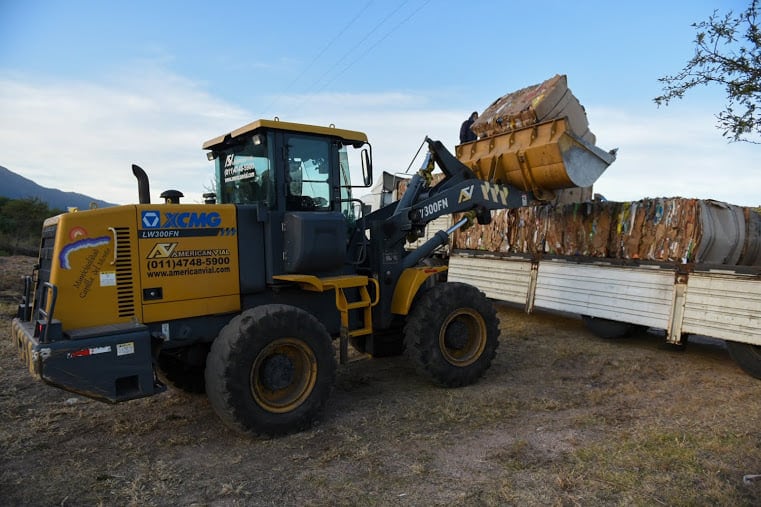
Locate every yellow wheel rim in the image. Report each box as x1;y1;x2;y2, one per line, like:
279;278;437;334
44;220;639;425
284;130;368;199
251;338;317;413
438;309;487;367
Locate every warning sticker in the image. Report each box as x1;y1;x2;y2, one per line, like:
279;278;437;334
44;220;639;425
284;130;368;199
116;342;135;356
100;271;116;287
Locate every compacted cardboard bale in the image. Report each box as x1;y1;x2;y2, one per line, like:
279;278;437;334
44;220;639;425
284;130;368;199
470;74;594;143
450;198;761;267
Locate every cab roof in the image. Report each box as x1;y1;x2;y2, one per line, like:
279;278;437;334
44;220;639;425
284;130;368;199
202;119;368;150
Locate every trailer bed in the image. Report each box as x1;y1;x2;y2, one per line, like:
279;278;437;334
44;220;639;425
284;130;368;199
448;251;761;351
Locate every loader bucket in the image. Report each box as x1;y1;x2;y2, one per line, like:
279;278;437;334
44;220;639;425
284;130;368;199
455;117;616;198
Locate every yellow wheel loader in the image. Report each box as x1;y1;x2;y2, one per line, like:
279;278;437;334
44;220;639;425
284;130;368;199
11;118;614;436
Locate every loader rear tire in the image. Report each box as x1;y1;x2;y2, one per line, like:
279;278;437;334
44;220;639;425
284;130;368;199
726;341;761;380
404;282;499;387
205;305;336;437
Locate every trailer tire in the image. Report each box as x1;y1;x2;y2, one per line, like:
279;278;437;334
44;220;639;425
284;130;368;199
205;305;336;437
726;341;761;380
350;330;404;357
404;282;499;387
157;350;207;394
582;316;635;339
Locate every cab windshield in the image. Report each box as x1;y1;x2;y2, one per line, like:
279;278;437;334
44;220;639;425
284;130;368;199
217;133;275;206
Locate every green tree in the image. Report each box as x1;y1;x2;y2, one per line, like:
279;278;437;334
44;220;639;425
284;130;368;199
0;197;59;255
654;1;761;143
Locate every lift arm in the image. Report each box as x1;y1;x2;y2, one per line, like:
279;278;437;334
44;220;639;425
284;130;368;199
384;138;536;267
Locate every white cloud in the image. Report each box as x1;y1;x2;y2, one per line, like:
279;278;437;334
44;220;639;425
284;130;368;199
0;75;463;205
0;71;250;205
266;92;465;176
0;71;757;211
589;105;760;207
274;94;760;208
215;91;468;196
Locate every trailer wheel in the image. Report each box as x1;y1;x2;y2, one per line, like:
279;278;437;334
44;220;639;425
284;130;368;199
404;282;499;387
350;329;404;357
157;350;207;394
205;305;336;437
726;342;761;380
582;316;635;339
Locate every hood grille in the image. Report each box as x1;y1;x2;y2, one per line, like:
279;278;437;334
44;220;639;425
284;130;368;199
112;227;135;318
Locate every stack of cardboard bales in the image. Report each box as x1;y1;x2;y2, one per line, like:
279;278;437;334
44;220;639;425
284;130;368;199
451;198;761;266
396;176;761;266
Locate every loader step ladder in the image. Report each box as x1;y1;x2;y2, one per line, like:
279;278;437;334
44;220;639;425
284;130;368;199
272;274;380;363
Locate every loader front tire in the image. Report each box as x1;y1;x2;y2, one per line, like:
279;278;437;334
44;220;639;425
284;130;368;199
404;282;499;387
205;305;336;437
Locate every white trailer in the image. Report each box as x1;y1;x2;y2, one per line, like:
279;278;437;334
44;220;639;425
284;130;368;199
446;250;761;379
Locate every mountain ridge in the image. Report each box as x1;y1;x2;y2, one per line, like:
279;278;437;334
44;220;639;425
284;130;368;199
0;165;115;210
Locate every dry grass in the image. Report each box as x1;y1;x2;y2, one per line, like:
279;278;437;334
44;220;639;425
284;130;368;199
1;255;761;505
0;256;31;319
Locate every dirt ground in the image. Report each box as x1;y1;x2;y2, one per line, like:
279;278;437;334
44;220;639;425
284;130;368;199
2;254;761;506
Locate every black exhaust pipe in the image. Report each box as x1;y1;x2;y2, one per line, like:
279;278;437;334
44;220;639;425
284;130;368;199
132;164;151;204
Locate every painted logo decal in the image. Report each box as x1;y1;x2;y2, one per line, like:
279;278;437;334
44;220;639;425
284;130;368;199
141;211;161;228
458;185;474;204
146;242;178;259
141;210;222;229
59;236;111;270
163;211;221;228
68;226;88;241
479;182;510;206
138;210;232;239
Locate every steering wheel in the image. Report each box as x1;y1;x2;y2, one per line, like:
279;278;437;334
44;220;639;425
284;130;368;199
286;195;314;210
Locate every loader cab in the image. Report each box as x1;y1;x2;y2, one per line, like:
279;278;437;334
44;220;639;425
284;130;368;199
203;119;373;279
203;119;372;219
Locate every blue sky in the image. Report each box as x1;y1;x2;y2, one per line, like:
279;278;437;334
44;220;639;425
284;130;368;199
0;0;757;206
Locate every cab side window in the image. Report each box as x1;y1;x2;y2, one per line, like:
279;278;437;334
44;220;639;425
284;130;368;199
285;135;331;211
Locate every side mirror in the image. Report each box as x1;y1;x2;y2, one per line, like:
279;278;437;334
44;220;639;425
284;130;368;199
361;148;373;187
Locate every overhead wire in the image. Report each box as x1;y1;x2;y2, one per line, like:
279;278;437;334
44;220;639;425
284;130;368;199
282;0;430;115
304;0;411;93
315;0;432;94
262;0;373;114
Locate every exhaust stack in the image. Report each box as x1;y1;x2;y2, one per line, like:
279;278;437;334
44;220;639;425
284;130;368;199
132;164;151;204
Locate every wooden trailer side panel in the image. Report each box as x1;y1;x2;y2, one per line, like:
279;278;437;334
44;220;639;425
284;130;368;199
683;272;761;346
